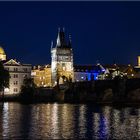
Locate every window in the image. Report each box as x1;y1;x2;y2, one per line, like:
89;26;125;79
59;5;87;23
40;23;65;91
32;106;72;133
62;63;65;67
13;88;18;93
23;74;27;78
65;56;69;60
62;66;66;71
13;81;18;85
14;68;18;71
14;74;18;78
5;68;9;71
23;68;27;72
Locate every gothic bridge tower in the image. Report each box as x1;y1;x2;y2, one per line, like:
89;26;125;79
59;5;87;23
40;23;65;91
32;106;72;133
51;28;74;86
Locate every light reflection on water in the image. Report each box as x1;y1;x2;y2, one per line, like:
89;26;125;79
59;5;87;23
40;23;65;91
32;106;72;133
0;103;140;139
2;103;9;138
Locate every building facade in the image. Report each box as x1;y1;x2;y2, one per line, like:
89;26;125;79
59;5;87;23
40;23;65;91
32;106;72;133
138;56;140;66
51;28;74;86
31;65;51;87
104;64;138;79
3;59;32;94
0;47;32;95
74;64;106;82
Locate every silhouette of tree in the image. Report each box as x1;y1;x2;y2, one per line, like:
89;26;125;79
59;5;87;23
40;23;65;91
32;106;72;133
0;62;9;98
20;78;37;100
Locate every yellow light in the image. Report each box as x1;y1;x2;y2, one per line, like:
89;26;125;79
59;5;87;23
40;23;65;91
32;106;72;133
138;56;140;66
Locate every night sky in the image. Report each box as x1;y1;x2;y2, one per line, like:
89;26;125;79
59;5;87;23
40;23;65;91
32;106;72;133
0;1;140;66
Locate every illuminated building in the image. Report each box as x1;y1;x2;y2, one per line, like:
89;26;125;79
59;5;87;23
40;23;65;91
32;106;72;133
31;65;51;87
138;56;140;66
3;59;32;94
31;30;140;87
0;46;6;61
123;64;137;78
134;57;140;78
104;64;138;79
0;47;32;94
74;64;106;82
51;28;74;86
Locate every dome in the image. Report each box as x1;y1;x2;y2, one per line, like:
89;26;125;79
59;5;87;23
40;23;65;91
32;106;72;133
0;47;5;54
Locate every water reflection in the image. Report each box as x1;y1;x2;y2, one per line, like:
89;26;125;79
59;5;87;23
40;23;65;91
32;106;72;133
2;103;9;138
1;103;140;139
61;104;74;139
79;105;86;138
93;113;100;139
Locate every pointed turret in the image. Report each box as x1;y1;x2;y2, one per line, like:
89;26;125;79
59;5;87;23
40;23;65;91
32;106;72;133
51;41;53;49
56;27;66;47
68;34;72;48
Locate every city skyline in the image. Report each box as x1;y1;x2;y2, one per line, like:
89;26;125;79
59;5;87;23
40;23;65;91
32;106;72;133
0;1;140;65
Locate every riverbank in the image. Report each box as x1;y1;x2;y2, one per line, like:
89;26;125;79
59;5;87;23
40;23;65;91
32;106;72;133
1;94;140;107
1;78;140;106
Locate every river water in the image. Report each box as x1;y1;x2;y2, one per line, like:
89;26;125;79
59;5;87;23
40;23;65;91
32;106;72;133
0;103;140;139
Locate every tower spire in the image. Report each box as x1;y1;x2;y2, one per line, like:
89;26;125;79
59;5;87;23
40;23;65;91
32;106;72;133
56;27;65;47
51;41;53;49
58;27;60;32
56;28;61;46
68;34;72;47
63;27;65;32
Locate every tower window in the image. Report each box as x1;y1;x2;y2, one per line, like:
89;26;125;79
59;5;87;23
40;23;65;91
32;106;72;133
62;63;65;67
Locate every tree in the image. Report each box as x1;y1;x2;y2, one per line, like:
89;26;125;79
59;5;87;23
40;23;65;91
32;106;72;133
0;62;9;98
20;78;37;101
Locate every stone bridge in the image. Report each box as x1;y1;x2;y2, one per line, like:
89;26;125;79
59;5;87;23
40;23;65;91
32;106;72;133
64;78;140;102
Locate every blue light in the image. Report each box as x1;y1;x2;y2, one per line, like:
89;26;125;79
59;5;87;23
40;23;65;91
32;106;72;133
84;68;103;81
99;116;108;139
94;73;98;80
87;73;91;81
102;69;105;72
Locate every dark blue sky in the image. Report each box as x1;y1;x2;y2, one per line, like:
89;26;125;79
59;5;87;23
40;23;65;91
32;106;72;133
0;1;140;65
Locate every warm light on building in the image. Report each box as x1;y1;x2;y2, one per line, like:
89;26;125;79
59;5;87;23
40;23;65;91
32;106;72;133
3;59;32;94
138;56;140;66
51;28;74;86
0;46;6;61
0;46;32;95
31;65;52;87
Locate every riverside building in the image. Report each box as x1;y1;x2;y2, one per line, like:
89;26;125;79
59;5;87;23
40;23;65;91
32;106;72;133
31;65;51;87
0;46;32;95
31;29;140;88
32;28;74;87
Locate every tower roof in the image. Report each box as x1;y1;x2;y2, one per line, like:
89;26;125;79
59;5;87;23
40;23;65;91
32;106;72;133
55;28;72;49
0;46;5;55
56;28;66;47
